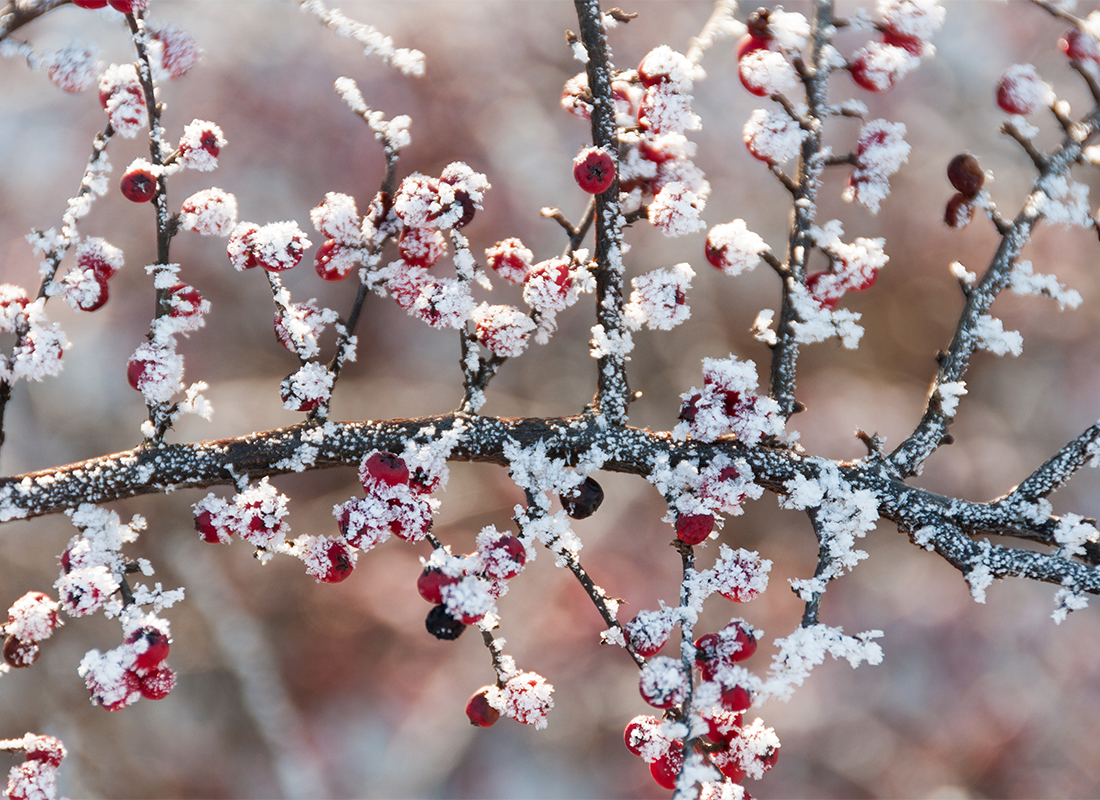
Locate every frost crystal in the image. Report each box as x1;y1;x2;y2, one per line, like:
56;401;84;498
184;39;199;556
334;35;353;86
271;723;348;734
494;672;554;729
648;182;706;237
180;188;238;236
936;381;967;417
1008;260;1082;309
973;314;1023;356
763;624;884;701
624;262;693;331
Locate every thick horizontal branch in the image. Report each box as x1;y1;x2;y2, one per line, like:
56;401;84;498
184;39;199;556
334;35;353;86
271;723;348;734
2;415;1097;597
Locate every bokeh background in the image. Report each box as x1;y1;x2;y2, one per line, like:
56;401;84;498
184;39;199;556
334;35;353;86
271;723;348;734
2;1;1100;797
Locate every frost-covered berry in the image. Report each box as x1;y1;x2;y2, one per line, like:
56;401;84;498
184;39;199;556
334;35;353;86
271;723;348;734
472;303;535;359
573;146;615;194
849;42;917;92
523;257;574;312
623;714;663;758
417;566;460;604
252;222;310;272
306;537;356;584
3;635;39;668
398;226;447;268
73;0;108;6
23;735;66;768
638;655;688;708
947;153;984;196
360;451;410;491
638;45;694;90
649;740;684;790
705;220;767;276
625;609;672;658
425;604;466;640
149;23;200;79
46;45;100;93
465;686;501;728
76;238;124;281
7;591;60;643
477;530;527;580
194;509;230;544
62;268;109;312
485;238;533;284
1059;27;1100;64
721;684;753;713
227;223;260;270
944;193;974;228
737;32;777;96
711;546;771;603
676;512;714;546
743;108;805;164
497;671;554;728
695;620;758;680
126;626;170;673
280;363;332;412
166;282;206;329
98;64;146;136
996;64;1047;116
126;342;183;403
178;120;225;172
314;239;358;281
560;71;593;119
559;476;604;519
704;708;744;745
180;188;238;236
139;665;176;700
120;165;157;202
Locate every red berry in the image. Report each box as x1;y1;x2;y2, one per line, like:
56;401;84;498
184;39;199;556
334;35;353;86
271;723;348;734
947;154;984;196
23;736;66;768
127;357;150;391
479;534;527;580
126;625;170;672
314;239;354;281
736;34;776;97
675;513;714;546
649;740;683;790
881;30;925;57
70;271;110;312
108;0;147;12
360;451;410;491
465;686;501;727
805;270;843;309
573;147;615;194
704;708;743;745
944;193;974;228
624;714;661;756
417;567;460;604
120;168;156;202
721;620;758;663
625;611;670;658
1059;27;1100;64
721;684;753;712
73;0;109;7
139;666;176;700
193;509;228;544
166;282;204;321
317;539;355;584
398;226;447;268
3;635;39;668
559;476;604;519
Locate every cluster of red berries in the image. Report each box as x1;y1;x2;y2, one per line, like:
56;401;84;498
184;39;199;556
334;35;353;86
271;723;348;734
417;527;527;641
626;619;774;791
4;734;67;800
2;591;60;669
944;153;986;229
228;220;311;273
676;357;783;446
98;64;146;137
60;238;124;312
82;623;176;711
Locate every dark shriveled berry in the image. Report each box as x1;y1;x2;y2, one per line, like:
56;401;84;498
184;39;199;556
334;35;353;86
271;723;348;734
559;476;604;519
944;193;974;228
947;154;984;196
425;604;466;640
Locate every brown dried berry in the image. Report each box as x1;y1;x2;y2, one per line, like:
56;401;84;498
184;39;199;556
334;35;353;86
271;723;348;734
944;193;974;228
947;154;984;196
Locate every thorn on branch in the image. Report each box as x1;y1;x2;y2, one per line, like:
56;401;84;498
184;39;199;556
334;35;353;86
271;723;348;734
606;8;637;23
856;429;885;456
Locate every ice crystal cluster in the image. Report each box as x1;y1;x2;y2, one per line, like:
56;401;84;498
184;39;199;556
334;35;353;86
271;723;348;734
3;0;1100;797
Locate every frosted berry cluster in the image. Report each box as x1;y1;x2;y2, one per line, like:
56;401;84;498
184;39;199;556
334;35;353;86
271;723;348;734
3;734;66;800
78;613;176;711
675;356;785;445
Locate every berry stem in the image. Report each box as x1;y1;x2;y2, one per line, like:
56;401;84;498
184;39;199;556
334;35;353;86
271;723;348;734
573;0;631;423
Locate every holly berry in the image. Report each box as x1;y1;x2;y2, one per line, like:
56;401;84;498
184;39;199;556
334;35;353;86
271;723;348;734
465;686;501;727
573;146;615;194
947;153;984;196
120;167;157;202
944;193;974;228
675;513;714;546
126;625;170;672
360;451;410;491
417;566;460;604
559;476;604;519
425;604;466;640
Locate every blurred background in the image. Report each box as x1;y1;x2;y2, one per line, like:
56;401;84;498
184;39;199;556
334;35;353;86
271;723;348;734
2;1;1100;797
